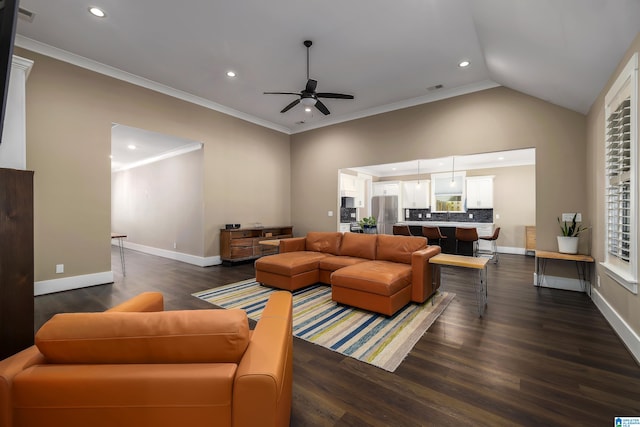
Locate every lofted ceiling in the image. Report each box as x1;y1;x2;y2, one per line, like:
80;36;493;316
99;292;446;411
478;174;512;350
14;0;640;136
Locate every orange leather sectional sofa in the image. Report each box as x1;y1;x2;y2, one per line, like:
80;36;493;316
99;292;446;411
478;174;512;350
0;291;293;427
255;231;441;316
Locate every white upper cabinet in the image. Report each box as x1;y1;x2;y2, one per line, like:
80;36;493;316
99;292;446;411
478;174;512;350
402;180;430;208
340;173;357;197
372;181;401;196
466;176;494;209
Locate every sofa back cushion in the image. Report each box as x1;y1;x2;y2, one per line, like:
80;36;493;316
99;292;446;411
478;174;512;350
376;234;427;264
35;309;250;364
305;232;343;255
339;232;377;259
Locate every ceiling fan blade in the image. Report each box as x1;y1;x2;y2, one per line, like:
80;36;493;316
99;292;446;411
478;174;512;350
316;93;354;99
305;79;317;93
281;98;300;113
264;92;300;95
315;100;330;115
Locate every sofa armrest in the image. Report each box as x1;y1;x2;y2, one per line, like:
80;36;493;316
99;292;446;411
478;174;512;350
410;245;442;303
279;237;306;253
0;346;46;427
233;291;293;427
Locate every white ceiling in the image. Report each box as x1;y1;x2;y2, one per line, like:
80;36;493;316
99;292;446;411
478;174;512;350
110;124;201;171
14;0;640;137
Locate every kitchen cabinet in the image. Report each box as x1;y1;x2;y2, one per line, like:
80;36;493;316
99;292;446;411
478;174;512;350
372;181;400;196
340;173;357;197
466;176;494;209
354;177;365;207
220;226;293;264
402;180;430;209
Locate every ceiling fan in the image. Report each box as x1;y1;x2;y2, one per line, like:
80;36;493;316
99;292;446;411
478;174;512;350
264;40;354;115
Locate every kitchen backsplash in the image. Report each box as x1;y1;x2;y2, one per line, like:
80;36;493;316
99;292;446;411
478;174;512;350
405;208;493;223
340;207;357;223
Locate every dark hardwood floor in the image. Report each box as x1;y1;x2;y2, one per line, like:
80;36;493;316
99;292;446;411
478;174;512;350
33;248;640;426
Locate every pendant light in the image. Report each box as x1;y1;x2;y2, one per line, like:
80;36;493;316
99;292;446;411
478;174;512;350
450;156;456;187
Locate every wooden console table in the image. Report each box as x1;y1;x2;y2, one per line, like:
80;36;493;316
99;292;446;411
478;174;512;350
220;226;293;264
430;253;489;317
534;250;594;293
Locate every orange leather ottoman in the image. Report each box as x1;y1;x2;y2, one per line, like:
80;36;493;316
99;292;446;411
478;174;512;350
256;251;330;291
330;260;413;316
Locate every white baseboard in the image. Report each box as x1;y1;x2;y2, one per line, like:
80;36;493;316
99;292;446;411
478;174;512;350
532;272;588;293
591;288;640;365
34;271;114;296
114;240;221;267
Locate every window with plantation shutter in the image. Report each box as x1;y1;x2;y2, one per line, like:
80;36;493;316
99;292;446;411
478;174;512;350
603;53;638;294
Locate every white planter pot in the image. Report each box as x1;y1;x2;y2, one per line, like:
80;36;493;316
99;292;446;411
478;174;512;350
557;236;579;254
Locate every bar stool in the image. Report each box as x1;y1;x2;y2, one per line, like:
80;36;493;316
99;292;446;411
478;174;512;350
455;227;478;256
392;224;412;236
422;226;447;247
479;227;500;263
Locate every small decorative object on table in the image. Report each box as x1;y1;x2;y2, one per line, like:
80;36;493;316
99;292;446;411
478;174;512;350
359;216;377;234
557;213;588;254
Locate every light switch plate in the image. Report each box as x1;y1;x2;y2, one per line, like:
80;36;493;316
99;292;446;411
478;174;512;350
56;264;64;274
328;211;334;217
562;213;582;222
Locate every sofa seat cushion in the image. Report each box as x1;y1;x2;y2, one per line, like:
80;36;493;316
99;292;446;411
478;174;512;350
331;261;412;296
319;256;368;272
35;309;250;364
255;251;331;276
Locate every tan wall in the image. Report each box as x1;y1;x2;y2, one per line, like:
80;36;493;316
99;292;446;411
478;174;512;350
19;48;291;283
111;149;204;256
291;87;586;257
586;32;640;333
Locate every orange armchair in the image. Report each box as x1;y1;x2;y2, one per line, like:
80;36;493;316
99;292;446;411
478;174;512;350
0;291;293;427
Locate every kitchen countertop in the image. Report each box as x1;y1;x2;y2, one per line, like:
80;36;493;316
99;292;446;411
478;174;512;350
397;221;494;227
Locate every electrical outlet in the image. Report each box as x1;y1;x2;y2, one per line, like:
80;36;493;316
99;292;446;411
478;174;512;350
426;213;431;218
418;213;422;218
173;242;177;249
328;210;334;217
469;213;473;219
496;214;500;220
55;264;64;274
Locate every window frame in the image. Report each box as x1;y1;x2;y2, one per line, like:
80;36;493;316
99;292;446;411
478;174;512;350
602;53;639;294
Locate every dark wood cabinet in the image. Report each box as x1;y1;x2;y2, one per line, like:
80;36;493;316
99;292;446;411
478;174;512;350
0;168;34;360
220;226;293;264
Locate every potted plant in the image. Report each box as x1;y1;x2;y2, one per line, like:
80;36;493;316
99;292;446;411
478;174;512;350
557;213;588;254
359;216;377;234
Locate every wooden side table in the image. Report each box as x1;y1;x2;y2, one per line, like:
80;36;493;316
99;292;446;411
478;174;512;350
534;250;594;293
430;253;489;317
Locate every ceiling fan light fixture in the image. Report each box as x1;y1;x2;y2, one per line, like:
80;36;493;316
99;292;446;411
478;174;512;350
301;97;317;106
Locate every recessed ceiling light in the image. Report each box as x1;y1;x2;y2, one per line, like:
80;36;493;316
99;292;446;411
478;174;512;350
127;144;136;150
226;71;236;78
88;7;106;18
498;156;505;160
304;107;312;112
458;60;470;68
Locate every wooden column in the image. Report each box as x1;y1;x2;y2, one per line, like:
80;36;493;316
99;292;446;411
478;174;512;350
0;168;34;359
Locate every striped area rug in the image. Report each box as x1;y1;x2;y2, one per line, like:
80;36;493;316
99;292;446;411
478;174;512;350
193;279;454;372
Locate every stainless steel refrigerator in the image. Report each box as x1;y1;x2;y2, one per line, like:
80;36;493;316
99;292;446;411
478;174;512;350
371;195;398;235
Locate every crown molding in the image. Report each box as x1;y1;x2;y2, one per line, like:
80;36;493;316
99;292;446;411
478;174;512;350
290;80;501;134
16;35;501;137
